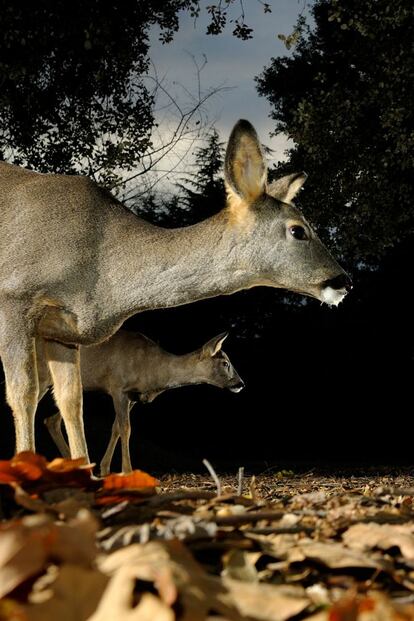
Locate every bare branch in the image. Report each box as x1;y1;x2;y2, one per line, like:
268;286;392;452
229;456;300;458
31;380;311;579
112;56;232;200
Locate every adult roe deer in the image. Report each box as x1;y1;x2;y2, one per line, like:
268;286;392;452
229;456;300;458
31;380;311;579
0;119;351;460
37;330;243;474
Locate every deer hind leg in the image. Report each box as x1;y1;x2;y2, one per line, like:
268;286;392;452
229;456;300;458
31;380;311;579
44;412;70;458
101;393;133;474
34;338;71;457
118;396;134;474
100;419;120;477
44;340;89;461
0;327;39;453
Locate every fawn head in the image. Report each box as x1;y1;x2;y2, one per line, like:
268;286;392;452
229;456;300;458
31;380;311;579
195;332;244;393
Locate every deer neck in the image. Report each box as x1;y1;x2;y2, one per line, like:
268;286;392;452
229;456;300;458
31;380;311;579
104;210;260;322
139;352;199;399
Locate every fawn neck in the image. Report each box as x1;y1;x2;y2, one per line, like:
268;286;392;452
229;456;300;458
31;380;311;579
143;351;198;394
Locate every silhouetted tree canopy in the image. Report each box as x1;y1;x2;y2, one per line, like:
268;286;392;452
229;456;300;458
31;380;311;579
175;128;226;223
256;0;414;261
133;129;225;227
0;1;195;182
0;0;272;186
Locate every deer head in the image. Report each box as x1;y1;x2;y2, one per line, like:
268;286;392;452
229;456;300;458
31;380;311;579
194;332;244;393
224;120;351;305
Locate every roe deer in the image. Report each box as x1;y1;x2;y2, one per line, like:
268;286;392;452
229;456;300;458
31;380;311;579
0;119;351;460
37;330;243;475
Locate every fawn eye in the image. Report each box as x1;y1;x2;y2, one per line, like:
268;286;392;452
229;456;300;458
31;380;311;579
223;360;230;369
289;225;308;241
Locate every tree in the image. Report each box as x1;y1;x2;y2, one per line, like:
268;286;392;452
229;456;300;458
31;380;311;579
175;128;226;223
129;128;225;227
256;0;414;261
0;1;195;183
0;1;273;187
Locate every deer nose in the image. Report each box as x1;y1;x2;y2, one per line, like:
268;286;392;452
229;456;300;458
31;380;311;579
324;273;353;292
230;379;245;393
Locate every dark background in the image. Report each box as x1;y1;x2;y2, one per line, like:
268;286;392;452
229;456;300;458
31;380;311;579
1;237;412;471
1;0;413;472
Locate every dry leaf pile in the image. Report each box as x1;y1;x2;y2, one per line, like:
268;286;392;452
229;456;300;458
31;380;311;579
2;454;414;620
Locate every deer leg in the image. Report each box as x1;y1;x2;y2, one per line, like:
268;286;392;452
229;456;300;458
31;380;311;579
100;419;120;477
35;337;53;401
35;338;71;457
0;329;39;453
44;340;89;461
113;393;133;473
44;412;70;457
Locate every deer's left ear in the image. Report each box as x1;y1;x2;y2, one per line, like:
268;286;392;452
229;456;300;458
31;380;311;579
202;332;229;357
267;172;307;204
225;120;266;213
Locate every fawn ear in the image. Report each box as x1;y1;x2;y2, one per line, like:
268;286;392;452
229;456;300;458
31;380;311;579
225;120;266;213
201;332;229;357
267;172;307;204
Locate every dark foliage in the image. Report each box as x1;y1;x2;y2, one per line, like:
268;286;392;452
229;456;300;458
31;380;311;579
0;1;201;183
257;0;414;261
0;0;272;186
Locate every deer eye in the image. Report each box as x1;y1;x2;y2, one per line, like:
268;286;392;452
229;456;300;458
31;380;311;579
289;225;308;241
223;360;230;369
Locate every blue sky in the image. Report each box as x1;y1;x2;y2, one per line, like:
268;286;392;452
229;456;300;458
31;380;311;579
148;1;312;165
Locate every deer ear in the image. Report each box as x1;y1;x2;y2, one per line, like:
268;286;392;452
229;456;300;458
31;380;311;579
225;120;266;210
201;332;229;357
267;172;307;204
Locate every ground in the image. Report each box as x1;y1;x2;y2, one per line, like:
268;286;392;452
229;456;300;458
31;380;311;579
2;456;414;620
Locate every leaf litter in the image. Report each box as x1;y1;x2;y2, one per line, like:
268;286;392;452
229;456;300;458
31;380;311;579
2;454;414;619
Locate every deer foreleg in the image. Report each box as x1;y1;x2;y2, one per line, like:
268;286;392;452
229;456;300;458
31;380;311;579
0;328;39;453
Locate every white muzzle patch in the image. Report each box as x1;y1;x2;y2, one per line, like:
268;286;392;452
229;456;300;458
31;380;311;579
320;286;347;307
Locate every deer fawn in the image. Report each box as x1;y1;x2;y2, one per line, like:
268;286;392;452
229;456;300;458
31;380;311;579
0;119;351;460
37;330;243;475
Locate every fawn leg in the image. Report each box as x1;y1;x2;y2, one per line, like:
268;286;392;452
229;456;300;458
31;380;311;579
100;418;120;476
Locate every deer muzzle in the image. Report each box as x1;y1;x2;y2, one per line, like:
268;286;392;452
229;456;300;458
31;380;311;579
229;379;245;393
320;273;352;306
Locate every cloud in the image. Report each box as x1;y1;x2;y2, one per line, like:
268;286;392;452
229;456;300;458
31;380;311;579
144;1;306;190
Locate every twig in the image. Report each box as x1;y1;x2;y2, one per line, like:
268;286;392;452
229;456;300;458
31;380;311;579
375;486;414;497
203;458;222;497
249;475;258;503
147;489;217;506
213;509;284;526
237;466;244;496
245;525;314;535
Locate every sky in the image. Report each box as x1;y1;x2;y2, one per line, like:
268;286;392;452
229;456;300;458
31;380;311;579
139;1;312;192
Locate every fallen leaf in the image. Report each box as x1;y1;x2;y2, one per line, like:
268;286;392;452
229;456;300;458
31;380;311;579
22;564;108;621
0;452;95;491
343;523;414;562
249;535;383;570
0;511;98;599
102;471;159;491
287;541;383;570
246;532;301;558
221;549;261;582
221;579;310;621
0;453;47;484
0;597;29;621
100;540;311;621
47;457;89;473
87;569;173;621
